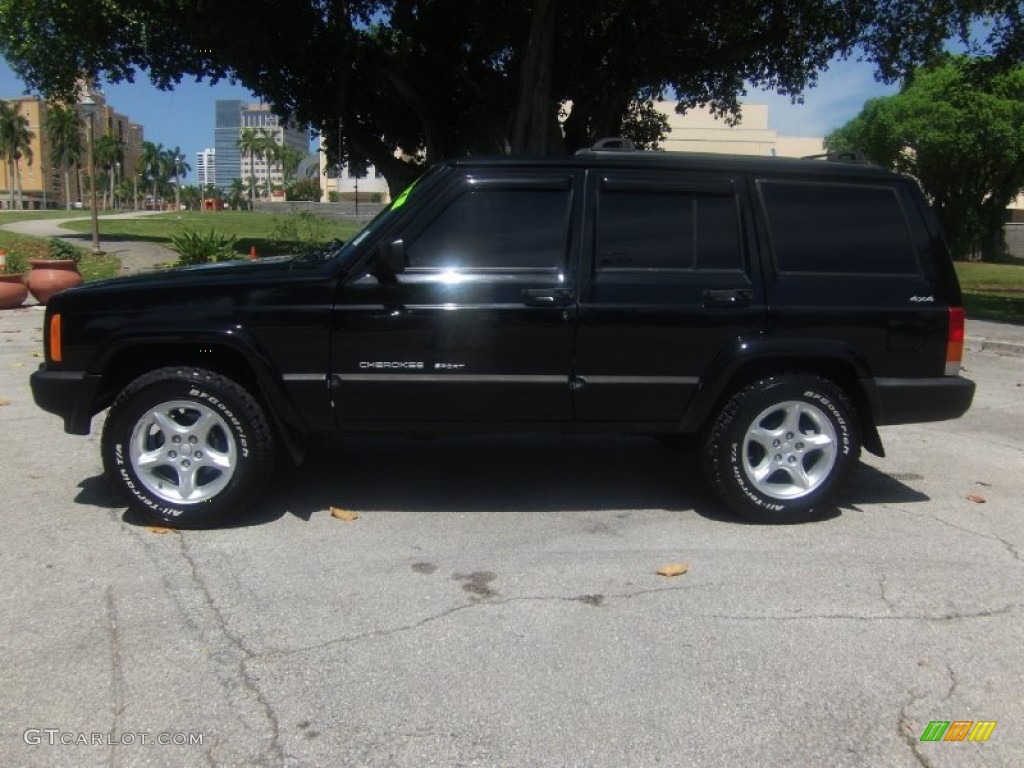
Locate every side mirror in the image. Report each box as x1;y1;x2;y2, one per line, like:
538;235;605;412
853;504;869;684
372;238;406;283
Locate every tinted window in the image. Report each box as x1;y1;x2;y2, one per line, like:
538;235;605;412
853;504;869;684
407;187;569;270
759;181;919;275
597;190;742;271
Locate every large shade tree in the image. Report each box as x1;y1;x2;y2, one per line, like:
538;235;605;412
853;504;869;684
827;56;1024;261
1;1;1022;196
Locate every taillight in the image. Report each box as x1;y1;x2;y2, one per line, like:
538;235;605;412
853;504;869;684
49;312;62;363
945;306;964;375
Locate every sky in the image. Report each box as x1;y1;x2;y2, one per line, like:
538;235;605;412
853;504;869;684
0;56;899;184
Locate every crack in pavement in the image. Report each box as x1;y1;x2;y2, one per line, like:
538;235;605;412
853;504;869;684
929;514;1023;565
878;574;896;615
105;586;126;768
174;535;293;768
265;583;712;659
895;664;957;768
261;583;1022;662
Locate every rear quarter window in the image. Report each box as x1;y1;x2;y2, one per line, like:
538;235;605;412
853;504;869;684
758;180;921;276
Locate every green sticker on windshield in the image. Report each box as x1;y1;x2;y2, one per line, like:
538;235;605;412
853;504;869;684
390;178;418;210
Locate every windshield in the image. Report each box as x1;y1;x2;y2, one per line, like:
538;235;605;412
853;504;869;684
331;165;445;264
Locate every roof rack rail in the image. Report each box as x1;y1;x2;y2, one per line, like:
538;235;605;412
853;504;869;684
575;137;636;156
801;150;870;164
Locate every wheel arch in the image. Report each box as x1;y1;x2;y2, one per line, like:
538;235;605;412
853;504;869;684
92;332;308;464
680;338;885;457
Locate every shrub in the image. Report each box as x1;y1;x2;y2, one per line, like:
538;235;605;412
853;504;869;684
3;250;27;274
169;228;239;266
47;237;85;263
269;210;327;253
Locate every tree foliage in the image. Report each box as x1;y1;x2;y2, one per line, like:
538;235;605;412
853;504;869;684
1;1;1022;196
827;56;1024;260
45;104;81;210
0;100;33;208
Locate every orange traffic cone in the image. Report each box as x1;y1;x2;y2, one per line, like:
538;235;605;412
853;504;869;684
249;246;257;261
0;249;6;272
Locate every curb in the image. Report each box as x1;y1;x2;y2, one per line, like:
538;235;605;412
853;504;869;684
966;336;1024;358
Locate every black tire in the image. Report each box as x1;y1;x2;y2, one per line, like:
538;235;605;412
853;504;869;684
101;367;275;528
703;374;861;523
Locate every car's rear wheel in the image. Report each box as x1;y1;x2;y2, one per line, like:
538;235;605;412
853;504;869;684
704;375;860;523
101;367;274;528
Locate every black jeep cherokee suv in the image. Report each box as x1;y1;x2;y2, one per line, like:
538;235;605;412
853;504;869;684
31;147;975;526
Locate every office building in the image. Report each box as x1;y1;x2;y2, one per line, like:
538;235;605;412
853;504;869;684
214;100;309;195
196;148;215;188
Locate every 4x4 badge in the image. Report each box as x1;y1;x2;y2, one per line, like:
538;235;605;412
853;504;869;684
909;295;935;303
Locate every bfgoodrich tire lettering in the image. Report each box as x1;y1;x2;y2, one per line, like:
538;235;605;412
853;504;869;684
101;367;274;528
704;375;861;523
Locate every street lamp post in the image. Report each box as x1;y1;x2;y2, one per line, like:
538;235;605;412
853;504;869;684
80;95;102;254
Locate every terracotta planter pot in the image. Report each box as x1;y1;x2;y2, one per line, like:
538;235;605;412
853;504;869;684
26;259;84;305
0;273;28;309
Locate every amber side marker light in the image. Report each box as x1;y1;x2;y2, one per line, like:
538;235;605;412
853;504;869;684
946;306;965;375
49;313;62;363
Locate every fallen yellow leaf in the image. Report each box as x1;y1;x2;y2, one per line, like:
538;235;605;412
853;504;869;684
967;494;986;504
656;562;690;577
146;526;177;534
0;398;9;406
330;507;359;521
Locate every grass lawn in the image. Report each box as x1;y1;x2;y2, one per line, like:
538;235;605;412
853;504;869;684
60;210;362;257
955;260;1024;325
0;210;93;224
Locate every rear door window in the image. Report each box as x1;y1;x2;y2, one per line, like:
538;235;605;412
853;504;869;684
596;180;743;273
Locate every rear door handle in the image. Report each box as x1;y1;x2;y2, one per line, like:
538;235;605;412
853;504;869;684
703;288;753;308
523;288;573;307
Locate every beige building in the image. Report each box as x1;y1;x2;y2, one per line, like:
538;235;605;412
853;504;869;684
0;98;59;209
0;91;143;210
314;101;822;204
317;134;391;204
654;102;825;158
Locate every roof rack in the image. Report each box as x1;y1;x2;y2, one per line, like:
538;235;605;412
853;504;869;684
575;137;637;156
801;150;870;164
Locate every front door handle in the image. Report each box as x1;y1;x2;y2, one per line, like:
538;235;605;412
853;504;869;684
703;288;753;308
523;288;573;307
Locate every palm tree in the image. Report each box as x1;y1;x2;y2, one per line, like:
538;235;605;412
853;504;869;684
237;128;268;207
278;145;305;184
261;139;282;198
94;133;122;210
45;104;82;210
0;101;34;209
227;177;247;210
139;141;165;209
162;146;190;211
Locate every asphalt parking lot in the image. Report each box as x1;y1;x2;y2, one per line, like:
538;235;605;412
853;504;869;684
1;302;1022;768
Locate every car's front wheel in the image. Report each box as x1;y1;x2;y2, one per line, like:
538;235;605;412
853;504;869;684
703;375;861;523
101;367;274;528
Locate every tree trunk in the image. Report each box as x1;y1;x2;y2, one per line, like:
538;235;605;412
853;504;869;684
63;166;71;210
13;160;24;209
511;0;559;155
